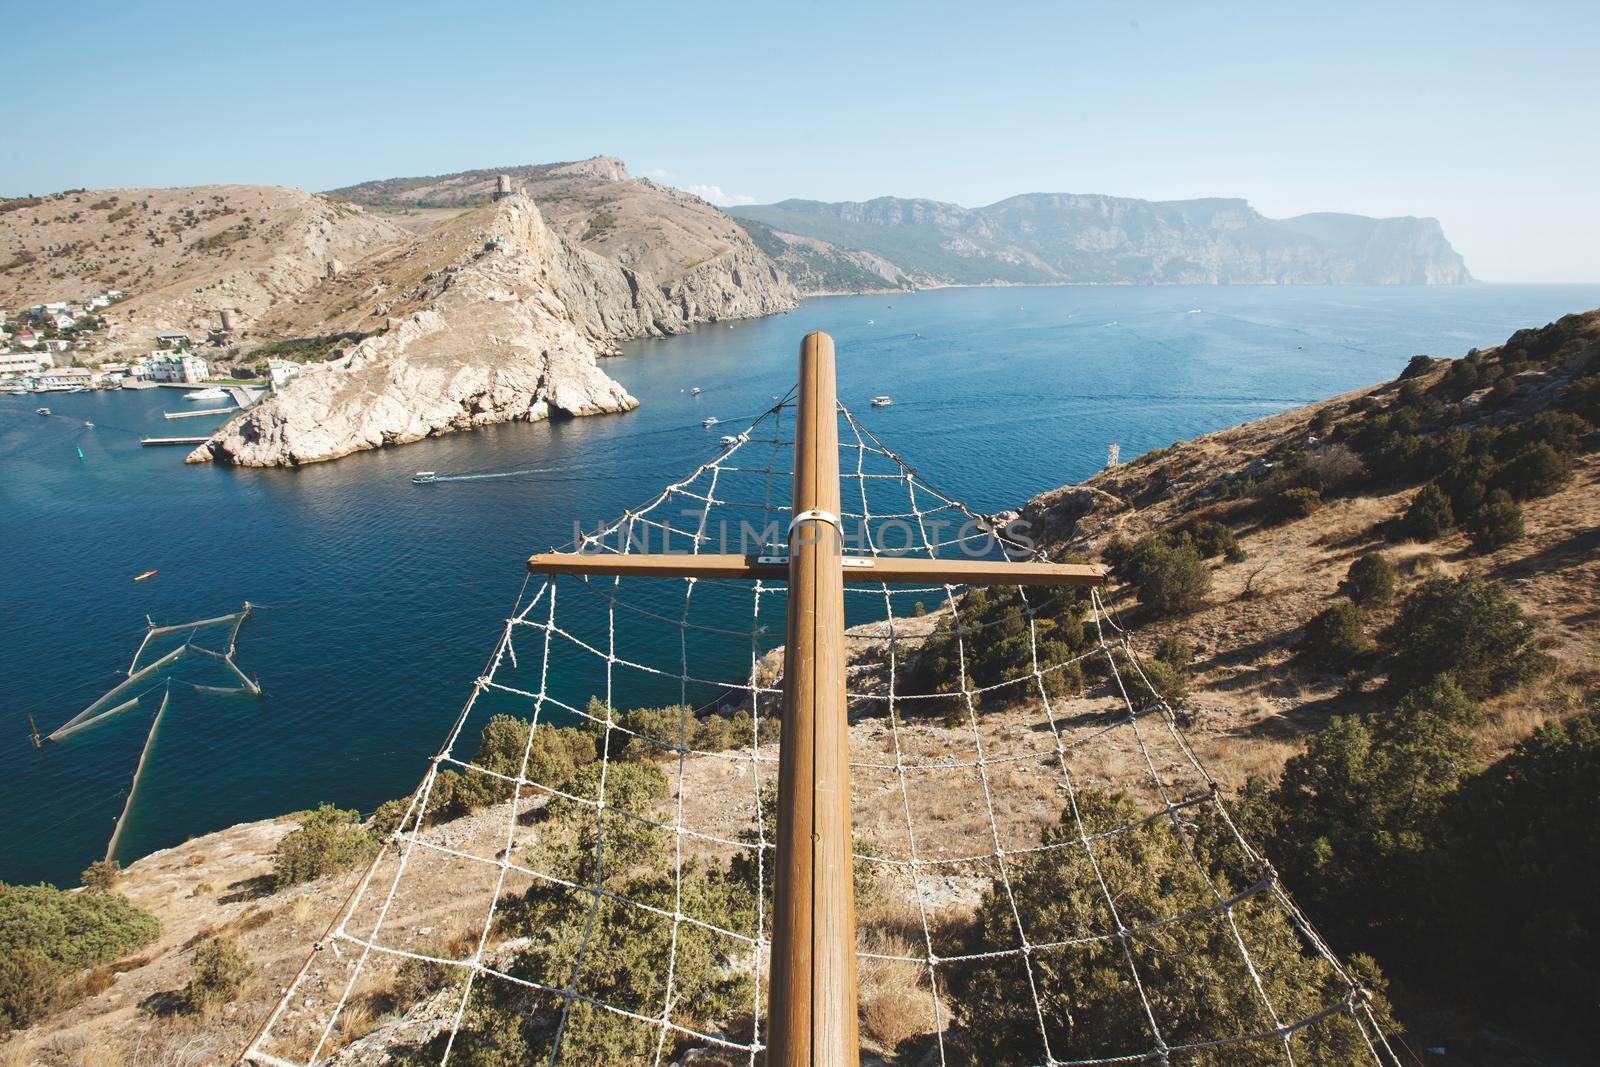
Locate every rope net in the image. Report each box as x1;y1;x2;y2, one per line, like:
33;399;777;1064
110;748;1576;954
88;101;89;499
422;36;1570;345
247;400;1397;1066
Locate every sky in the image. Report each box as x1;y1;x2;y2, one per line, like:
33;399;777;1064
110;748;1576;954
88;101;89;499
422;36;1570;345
5;1;1597;282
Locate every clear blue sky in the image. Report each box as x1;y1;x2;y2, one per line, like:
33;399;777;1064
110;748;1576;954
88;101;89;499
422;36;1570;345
8;1;1597;281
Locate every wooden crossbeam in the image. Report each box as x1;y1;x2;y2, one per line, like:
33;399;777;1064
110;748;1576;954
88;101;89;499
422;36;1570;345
528;551;1106;587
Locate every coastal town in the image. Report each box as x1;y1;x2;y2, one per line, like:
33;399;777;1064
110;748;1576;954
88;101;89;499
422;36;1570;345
0;290;305;396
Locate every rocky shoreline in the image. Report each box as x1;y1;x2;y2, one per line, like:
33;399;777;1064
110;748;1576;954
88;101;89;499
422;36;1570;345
188;193;792;467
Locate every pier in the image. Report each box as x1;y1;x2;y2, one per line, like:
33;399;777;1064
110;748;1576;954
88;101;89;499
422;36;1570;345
163;407;235;419
140;436;209;447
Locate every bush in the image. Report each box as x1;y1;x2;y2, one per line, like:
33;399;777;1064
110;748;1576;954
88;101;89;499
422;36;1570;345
1466;490;1524;552
1299;443;1367;494
1188;520;1243;561
0;949;61;1031
1125;539;1210;618
1399;484;1453;541
426;744;747;1064
185;936;251;1011
1299;600;1370;671
902;585;1092;704
0;883;159;971
1121;654;1187;708
273;804;379;887
1338;554;1395;607
1493;443;1571;500
1276;485;1322;521
946;791;1392;1063
1386;576;1537;699
80;860;120;892
1432;713;1600;1031
1242;676;1479;948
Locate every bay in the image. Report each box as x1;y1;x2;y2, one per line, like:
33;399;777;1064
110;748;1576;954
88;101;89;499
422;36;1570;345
2;282;1596;885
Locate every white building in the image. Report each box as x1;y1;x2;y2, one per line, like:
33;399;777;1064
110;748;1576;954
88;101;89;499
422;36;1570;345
142;352;210;383
0;351;49;378
266;358;302;387
36;367;94;390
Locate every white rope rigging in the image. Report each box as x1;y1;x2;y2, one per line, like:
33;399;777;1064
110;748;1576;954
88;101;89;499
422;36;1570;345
246;400;1397;1067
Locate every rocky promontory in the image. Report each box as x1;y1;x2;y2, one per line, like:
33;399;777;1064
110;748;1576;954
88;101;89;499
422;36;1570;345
188;195;644;467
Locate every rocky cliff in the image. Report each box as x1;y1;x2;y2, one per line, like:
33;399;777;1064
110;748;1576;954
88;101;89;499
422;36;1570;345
187;195;643;467
732;193;1473;288
329;157;799;325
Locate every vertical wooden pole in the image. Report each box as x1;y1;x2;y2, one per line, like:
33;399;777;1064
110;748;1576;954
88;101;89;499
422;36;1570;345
769;332;859;1065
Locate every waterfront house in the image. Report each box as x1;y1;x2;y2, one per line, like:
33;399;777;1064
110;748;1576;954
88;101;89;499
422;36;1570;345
12;329;40;348
267;358;302;387
143;351;210;383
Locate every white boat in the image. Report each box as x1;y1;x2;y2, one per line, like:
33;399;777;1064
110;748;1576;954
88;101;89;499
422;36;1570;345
185;387;228;401
412;471;438;484
35;407;51;416
689;386;701;395
719;434;742;448
1188;308;1203;314
702;417;719;427
871;395;893;407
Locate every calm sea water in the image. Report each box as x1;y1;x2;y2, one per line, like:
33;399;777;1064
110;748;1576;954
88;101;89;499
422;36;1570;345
2;283;1596;886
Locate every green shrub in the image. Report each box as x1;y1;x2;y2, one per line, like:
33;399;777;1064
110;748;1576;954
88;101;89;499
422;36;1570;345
1276;485;1323;521
1399;355;1436;380
1386;576;1537;699
273;804;379;887
1124;539;1210;618
1338;554;1395;607
1241;676;1478;947
1466;490;1524;552
184;935;251;1011
1189;520;1243;561
80;860;120;892
1121;653;1187;708
1299;600;1370;671
1399;484;1453;541
902;585;1093;704
428;743;747;1064
0;949;61;1031
946;791;1393;1063
1493;443;1572;500
0;883;159;970
1432;713;1600;1030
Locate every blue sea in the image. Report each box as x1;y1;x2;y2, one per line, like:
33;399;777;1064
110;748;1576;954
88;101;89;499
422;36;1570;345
2;283;1596;886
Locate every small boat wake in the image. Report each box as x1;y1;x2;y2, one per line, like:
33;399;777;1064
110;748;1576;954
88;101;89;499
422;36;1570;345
412;467;557;485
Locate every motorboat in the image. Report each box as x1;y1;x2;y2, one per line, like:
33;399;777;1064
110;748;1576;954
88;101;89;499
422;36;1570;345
412;471;438;484
84;421;94;428
719;434;743;448
35;407;51;416
871;395;893;407
702;417;719;427
185;387;228;401
133;570;158;582
689;386;701;395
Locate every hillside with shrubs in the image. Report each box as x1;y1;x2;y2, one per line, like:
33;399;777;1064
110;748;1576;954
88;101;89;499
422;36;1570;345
1012;309;1599;1061
3;312;1594;1065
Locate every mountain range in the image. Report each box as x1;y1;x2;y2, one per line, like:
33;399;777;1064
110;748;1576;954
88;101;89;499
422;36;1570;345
328;158;1473;292
729;194;1472;289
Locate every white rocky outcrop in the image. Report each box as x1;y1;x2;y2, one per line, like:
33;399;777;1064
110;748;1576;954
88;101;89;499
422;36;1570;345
188;195;640;467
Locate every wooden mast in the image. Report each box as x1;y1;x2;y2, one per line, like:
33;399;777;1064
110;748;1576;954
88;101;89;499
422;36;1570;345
524;329;1107;1063
768;331;858;1066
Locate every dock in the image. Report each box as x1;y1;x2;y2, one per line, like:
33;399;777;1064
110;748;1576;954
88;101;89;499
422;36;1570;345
163;407;235;419
140;436;209;447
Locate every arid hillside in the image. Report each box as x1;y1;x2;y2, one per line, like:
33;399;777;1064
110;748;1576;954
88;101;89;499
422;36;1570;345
329;157;799;322
0;187;409;353
5;313;1595;1066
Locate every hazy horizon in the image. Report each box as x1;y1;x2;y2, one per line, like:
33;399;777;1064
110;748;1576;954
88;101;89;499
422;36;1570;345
7;0;1597;283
